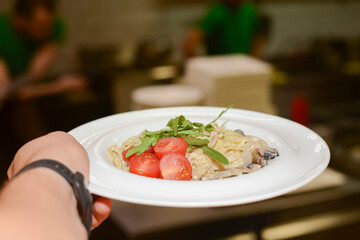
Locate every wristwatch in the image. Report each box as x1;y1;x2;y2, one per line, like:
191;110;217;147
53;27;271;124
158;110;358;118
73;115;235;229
14;159;93;234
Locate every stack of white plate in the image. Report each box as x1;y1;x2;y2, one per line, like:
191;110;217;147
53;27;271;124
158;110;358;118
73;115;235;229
130;84;204;110
185;54;276;114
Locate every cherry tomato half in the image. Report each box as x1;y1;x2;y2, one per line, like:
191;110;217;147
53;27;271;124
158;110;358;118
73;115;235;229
129;153;160;178
154;137;188;159
160;153;192;180
122;146;154;162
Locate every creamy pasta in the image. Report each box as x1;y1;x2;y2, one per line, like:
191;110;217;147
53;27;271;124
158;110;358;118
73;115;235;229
106;124;279;181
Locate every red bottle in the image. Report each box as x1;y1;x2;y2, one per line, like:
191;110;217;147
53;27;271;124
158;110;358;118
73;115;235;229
290;93;310;127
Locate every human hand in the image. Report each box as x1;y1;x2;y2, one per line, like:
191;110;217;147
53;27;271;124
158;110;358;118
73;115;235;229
7;131;90;181
15;74;88;99
54;74;88;93
7;131;112;230
15;85;37;100
0;84;9;108
91;195;112;230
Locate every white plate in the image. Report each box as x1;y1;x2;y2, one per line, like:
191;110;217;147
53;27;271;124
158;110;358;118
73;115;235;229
69;107;330;208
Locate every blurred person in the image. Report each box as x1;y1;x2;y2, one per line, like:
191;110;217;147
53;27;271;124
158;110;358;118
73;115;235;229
0;131;111;239
183;0;269;58
0;0;86;101
0;0;87;144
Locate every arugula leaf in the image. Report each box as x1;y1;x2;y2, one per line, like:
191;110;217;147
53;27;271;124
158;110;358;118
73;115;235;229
181;119;193;130
182;137;210;147
167;115;189;135
125;106;232;163
173;116;180;135
167;116;178;129
144;129;171;136
204;124;215;131
208;105;233;125
193;122;204;128
126;137;156;157
177;130;209;136
201;146;229;165
178;115;185;125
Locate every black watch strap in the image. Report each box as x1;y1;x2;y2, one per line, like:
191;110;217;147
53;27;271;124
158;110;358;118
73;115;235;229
14;159;92;234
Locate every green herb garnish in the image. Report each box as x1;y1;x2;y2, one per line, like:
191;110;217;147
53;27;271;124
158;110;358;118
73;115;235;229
181;136;210;147
126;106;232;164
201;146;229;165
208;105;233;124
126;136;156;157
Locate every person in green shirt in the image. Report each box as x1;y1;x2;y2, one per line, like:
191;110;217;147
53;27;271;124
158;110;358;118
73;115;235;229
183;0;268;58
0;0;87;146
0;0;86;105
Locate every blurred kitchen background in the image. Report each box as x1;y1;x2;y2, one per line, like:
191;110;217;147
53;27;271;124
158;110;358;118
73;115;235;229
1;0;360;239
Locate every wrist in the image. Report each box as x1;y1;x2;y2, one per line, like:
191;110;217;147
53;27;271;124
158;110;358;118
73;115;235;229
12;167;76;206
0;167;87;240
51;79;66;93
11;159;92;234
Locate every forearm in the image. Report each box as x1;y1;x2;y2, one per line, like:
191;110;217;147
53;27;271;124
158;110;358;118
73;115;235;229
17;74;88;100
0;59;10;86
0;60;10;105
18;82;59;99
29;43;59;80
0;168;87;240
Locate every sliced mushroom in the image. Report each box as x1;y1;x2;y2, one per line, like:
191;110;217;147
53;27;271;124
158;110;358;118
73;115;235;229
247;164;262;171
262;147;279;160
252;147;279;166
234;129;245;135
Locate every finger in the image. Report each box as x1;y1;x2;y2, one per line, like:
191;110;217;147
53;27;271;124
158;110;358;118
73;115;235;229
7;162;14;179
91;196;112;230
91;196;111;229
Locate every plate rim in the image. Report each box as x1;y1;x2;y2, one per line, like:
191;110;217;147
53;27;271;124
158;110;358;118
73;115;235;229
69;106;331;208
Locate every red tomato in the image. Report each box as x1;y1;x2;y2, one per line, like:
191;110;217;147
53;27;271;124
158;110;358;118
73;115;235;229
122;147;135;161
154;137;188;159
160;153;192;180
129;153;160;178
122;146;154;162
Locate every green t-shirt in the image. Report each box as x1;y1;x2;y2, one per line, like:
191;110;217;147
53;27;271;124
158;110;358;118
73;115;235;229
0;13;65;77
198;2;259;55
